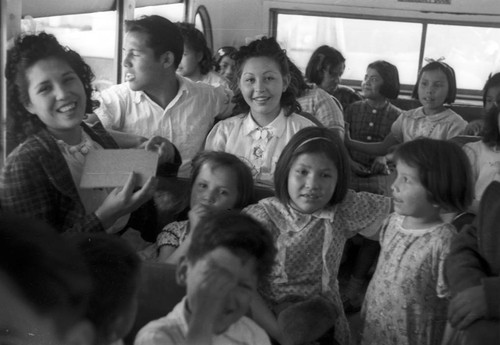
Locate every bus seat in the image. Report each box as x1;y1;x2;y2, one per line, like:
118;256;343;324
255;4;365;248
124;262;186;345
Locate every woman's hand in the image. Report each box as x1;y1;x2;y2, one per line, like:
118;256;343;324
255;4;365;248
448;285;488;330
140;136;176;164
95;172;156;230
370;156;391;175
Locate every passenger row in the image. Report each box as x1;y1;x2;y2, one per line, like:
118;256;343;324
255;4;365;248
0;13;499;345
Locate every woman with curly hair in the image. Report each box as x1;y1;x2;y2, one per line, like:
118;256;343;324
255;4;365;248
204;37;316;185
0;32;179;234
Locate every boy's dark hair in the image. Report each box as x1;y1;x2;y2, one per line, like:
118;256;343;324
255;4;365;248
274;127;350;206
482;104;500;147
232;37;300;116
412;60;457;104
176;22;213;75
71;233;141;344
482;72;500;107
186;211;276;281
305;45;345;86
393;138;473;212
367;60;400;99
0;212;91;336
214;46;237;71
125;15;184;67
288;57;311;98
190;151;255;209
5;32;98;147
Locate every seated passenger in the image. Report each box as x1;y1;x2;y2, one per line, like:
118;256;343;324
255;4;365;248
72;233;142;345
176;22;228;88
287;57;345;138
214;46;238;90
144;151;254;264
93;15;233;176
345;60;467;162
463;72;500;136
134;211;276;345
205;37;316;185
463;105;500;213
305;45;362;111
443;180;500;345
0;32;177;234
0;212;94;345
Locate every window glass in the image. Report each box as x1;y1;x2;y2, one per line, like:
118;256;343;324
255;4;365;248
24;12;117;87
424;24;500;90
276;14;422;86
134;3;185;22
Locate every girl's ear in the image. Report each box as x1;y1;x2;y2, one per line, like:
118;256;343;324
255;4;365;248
196;51;203;63
24;102;35;115
63;320;96;345
282;74;291;92
176;256;189;286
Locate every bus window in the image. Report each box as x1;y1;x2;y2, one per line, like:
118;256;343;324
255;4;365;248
275;12;500;98
424;24;500;91
22;12;117;89
134;3;185;22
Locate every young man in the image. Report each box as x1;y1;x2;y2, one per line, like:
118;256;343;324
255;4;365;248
94;15;233;176
134;211;277;345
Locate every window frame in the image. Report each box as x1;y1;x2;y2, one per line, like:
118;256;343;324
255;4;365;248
270;8;500;103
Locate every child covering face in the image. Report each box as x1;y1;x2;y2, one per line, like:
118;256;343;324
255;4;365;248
134;211;277;345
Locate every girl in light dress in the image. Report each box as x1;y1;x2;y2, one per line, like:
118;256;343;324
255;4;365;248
244;126;392;345
360;138;473;345
205;37;316;185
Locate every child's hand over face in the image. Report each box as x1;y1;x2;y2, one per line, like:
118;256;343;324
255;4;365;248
188;203;212;232
448;285;488;330
189;259;237;326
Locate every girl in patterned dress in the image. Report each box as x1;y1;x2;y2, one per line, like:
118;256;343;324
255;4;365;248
244;126;392;345
205;37;316;185
360;138;473;345
153;151;254;264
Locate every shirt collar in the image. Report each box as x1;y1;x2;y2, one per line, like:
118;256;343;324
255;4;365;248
130;74;189;104
242;108;287;138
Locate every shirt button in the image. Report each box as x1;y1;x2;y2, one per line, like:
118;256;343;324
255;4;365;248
369;122;374;127
367;136;372;140
372;109;377;114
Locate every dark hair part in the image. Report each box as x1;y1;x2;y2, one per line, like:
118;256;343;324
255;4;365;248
305;45;345;86
482;72;500;107
412;61;457;104
5;32;98;145
274;127;350;206
190;151;255;209
125;15;184;67
367;60;400;99
0;212;91;336
482;104;500;147
70;233;141;344
186;211;277;281
393;138;472;212
232;37;300;116
214;46;237;72
176;22;213;75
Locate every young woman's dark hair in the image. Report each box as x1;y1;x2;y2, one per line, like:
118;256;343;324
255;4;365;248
274;126;350;207
231;37;301;116
482;72;500;108
5;32;98;147
367;60;400;99
482;104;500;147
412;60;457;104
176;22;213;75
305;45;345;86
